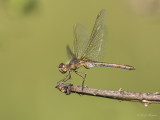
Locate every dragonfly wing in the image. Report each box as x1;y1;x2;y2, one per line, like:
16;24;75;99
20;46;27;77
66;45;75;59
82;9;107;61
73;23;90;58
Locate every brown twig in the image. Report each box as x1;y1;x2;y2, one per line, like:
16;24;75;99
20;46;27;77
55;82;160;106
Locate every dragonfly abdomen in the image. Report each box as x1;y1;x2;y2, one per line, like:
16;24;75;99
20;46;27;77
86;62;135;70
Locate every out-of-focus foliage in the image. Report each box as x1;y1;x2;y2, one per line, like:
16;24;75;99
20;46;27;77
129;0;160;15
1;0;38;16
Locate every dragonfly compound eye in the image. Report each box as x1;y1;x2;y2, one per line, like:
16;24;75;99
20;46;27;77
58;63;67;74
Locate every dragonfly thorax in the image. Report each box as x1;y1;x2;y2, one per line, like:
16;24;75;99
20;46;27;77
67;58;84;71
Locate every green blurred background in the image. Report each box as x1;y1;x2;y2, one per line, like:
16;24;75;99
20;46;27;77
0;0;160;120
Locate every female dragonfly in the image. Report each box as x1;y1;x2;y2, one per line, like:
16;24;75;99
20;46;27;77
58;9;135;87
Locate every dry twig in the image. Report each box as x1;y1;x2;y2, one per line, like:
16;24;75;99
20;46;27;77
55;82;160;106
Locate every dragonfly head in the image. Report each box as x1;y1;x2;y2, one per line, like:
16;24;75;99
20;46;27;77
58;63;68;74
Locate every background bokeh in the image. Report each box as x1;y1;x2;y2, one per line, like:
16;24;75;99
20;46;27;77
0;0;160;120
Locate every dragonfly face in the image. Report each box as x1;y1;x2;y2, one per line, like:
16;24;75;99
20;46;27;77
58;63;68;74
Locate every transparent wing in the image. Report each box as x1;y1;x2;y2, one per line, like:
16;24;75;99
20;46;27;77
73;23;90;58
82;9;107;61
66;45;75;59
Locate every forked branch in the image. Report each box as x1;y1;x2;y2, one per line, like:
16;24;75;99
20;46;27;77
55;82;160;106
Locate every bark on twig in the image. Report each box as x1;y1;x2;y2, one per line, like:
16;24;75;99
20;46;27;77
55;82;160;106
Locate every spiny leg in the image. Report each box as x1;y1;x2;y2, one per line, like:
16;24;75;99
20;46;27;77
70;73;72;83
57;72;70;83
63;74;71;82
74;71;86;90
63;71;73;84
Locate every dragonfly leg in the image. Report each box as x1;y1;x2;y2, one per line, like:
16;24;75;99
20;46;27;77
74;71;86;90
63;71;72;82
57;72;70;83
70;73;72;83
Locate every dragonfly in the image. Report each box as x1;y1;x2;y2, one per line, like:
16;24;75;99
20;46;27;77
58;9;135;87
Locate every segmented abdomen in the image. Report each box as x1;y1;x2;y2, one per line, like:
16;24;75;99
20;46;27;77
85;62;135;70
